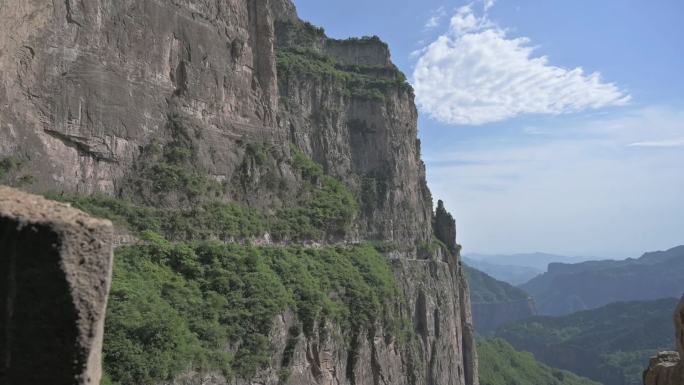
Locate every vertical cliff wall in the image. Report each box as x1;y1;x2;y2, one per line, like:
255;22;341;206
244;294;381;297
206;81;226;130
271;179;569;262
0;1;477;384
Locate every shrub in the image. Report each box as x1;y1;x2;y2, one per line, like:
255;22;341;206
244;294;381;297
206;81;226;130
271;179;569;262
103;241;403;383
0;156;33;187
276;48;413;102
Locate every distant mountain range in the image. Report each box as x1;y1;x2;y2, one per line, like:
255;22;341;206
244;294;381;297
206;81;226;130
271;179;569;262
464;265;536;334
496;298;679;385
520;245;684;315
463;257;543;286
464;252;598;285
466;252;597;271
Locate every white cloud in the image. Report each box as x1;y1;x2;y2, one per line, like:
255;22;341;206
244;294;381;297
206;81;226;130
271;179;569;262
425;15;441;29
424;6;446;30
412;4;630;125
629;138;684;147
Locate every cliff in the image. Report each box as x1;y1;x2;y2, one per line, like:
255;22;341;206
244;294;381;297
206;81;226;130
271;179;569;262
643;296;684;385
521;246;684;316
0;1;477;385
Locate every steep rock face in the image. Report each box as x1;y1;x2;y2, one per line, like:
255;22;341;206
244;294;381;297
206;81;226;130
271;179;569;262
0;0;432;245
433;200;458;254
1;0;282;192
0;186;113;385
643;296;684;385
0;1;476;384
175;255;477;385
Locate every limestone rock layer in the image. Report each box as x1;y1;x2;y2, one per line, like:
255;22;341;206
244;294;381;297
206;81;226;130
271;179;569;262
0;1;478;384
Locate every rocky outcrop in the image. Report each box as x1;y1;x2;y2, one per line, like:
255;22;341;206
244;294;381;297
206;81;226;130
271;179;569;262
0;1;476;384
0;186;114;385
643;296;684;385
175;255;478;385
433;200;458;254
0;0;432;245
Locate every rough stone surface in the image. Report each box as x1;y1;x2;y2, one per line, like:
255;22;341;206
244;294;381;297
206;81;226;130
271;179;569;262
0;186;114;385
643;296;684;385
0;1;477;384
433;200;458;254
170;255;478;385
0;0;433;245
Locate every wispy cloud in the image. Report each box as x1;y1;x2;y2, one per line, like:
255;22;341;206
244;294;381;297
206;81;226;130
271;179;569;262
629;138;684;147
424;6;446;30
412;3;630;125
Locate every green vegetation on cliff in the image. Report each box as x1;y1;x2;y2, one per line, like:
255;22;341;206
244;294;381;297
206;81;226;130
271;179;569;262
103;236;403;384
276;48;412;101
53;147;357;242
496;298;678;385
55;149;413;385
0;156;33;187
478;339;600;385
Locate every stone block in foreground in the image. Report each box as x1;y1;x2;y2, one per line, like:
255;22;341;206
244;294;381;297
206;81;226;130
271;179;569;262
0;186;113;385
643;296;684;385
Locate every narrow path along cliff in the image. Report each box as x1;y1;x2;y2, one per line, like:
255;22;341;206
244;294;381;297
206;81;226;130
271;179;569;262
0;1;479;384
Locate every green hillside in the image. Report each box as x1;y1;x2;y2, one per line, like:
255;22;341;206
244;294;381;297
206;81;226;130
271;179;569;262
464;265;530;304
521;246;684;315
496;298;678;385
478;339;600;385
463;256;542;286
464;265;537;334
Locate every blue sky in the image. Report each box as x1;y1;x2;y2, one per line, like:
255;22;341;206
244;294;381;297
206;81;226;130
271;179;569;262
292;0;684;258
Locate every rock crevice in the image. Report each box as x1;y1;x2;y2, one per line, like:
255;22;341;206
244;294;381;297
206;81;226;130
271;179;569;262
0;1;478;384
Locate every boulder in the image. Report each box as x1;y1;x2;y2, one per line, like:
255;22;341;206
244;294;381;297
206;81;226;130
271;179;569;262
0;186;113;385
643;296;684;385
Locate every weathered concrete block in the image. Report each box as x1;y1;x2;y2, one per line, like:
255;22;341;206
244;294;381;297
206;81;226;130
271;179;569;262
0;186;113;385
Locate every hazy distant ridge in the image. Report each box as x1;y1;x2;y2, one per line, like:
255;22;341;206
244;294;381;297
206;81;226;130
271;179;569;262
521;245;684;315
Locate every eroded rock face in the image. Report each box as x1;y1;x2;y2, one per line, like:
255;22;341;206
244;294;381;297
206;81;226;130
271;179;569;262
0;0;433;245
643;296;684;385
170;255;478;385
0;0;283;194
0;186;114;385
0;0;477;384
433;200;458;254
